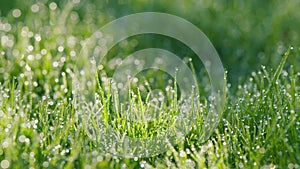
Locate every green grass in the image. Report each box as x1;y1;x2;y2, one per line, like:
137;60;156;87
0;0;300;168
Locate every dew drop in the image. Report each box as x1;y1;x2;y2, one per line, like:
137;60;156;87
31;4;39;13
12;9;22;18
49;2;57;10
0;160;10;169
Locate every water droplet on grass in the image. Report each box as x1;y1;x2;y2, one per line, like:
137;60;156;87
0;160;10;169
12;9;21;18
31;4;39;13
49;2;57;10
42;161;49;168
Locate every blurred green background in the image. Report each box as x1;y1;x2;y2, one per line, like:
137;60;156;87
0;0;299;86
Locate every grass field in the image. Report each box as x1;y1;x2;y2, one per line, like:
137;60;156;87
0;0;300;168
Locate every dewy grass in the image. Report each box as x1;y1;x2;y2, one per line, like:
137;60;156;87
0;1;300;169
0;45;299;168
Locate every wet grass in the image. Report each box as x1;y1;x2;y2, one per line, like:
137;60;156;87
0;0;300;168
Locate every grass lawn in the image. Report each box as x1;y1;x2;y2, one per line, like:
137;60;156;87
0;0;299;168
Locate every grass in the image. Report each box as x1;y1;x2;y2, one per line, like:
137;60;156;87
0;0;300;168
